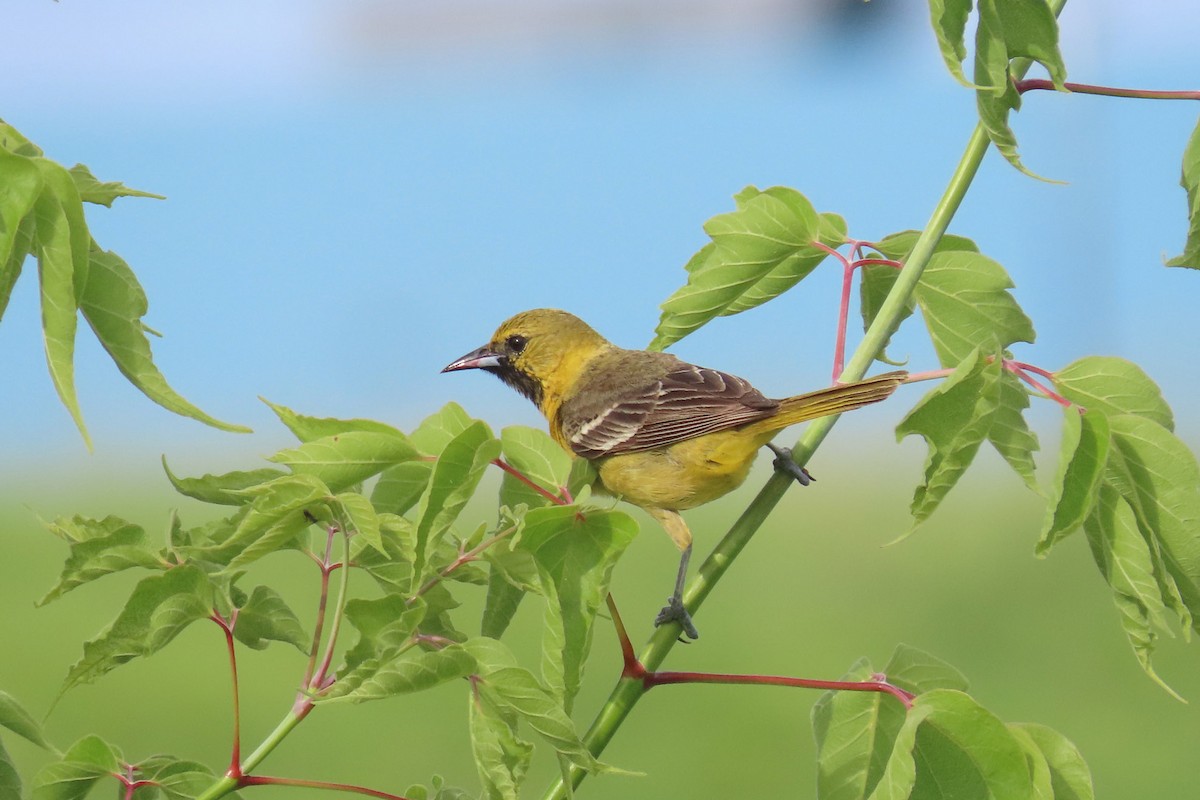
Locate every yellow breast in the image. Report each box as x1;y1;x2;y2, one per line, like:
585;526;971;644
592;427;772;511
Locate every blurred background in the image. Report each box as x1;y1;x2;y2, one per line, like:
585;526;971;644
2;0;1198;797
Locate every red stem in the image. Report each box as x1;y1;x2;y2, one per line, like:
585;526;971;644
209;612;243;776
1017;78;1200;101
491;458;570;505
239;775;410;800
605;595;913;708
302;527;339;692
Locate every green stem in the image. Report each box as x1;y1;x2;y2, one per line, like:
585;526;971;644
540;3;1073;791
195;710;307;800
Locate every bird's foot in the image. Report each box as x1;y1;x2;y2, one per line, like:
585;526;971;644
767;443;815;486
654;595;700;641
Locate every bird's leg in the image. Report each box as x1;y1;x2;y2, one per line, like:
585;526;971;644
767;442;814;486
647;508;700;641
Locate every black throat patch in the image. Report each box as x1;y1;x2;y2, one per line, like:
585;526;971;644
484;362;544;409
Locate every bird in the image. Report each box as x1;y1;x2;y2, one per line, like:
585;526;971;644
442;308;906;639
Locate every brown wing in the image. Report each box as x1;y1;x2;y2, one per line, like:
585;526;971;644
563;362;780;459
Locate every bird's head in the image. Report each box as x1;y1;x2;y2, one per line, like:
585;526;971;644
442;308;610;410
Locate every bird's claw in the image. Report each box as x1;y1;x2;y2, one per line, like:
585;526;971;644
767;443;814;486
655;595;700;641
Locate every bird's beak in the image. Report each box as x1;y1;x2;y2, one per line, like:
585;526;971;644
441;345;504;373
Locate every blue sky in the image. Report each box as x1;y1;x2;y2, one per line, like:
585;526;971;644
2;0;1198;481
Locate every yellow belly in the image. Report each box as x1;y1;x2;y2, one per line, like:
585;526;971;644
592;428;770;511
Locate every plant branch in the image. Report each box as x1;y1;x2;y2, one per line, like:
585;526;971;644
210;611;243;776
312;526;352;691
1017;78;1200;101
492;457;570;505
239;775;410;800
301;527;339;691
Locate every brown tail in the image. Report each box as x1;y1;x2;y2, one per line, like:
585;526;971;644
744;370;907;436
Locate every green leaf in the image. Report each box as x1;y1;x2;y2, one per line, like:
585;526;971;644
61;567;213;695
33;159;91;447
927;0;975;87
863;704;934;800
372;461;434;515
1055;357;1173;430
134;757;235;800
988;370;1040;491
481;559;529;640
649;186;833;351
0;739;19;800
720;207;848;316
232;585;308;652
327;595;428;698
269;430;421;492
0;214;33;322
517;506;638;709
80;247;249;433
1106;415;1200;630
352;513;418;589
39;516;163;606
0;691;53;751
896;351;1001;531
412;421;501;586
261;398;408;443
162;458;287;506
67;164;163;207
812;658;900;800
914;250;1035;368
1166;117;1200;269
1010;723;1094;800
410;402;477;455
215;474;328;572
469;689;533;800
0;147;42;288
499;426;571;509
31;735;119;800
910;690;1034;800
336;491;384;554
973;0;1067;178
881;644;970;695
1037;409;1109;555
325;644;476;704
464;639;611;776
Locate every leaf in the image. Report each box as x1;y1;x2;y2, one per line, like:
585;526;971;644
1036;409;1109;555
813;646;967;800
0;214;33;322
0;691;53;750
481;561;528;640
1105;415;1200;631
232;585;308;652
896;351;1001;531
988;369;1040;491
863;704;934;800
268;430;421;492
649;186;835;351
973;0;1067;179
61;567;213;695
0;147;42;290
33;159;90;446
352;513;418;589
1055;357;1173;430
134;758;235;800
720;207;848;316
0;739;19;800
67;164;163;207
38;516;163;606
410;402;477;455
499;425;571;509
914;250;1035;368
162;458;287;506
517;506;638;710
909;690;1035;800
1010;723;1094;800
412;421;501;587
469;690;533;800
372;461;434;515
31;735;119;800
336;491;384;554
216;474;328;572
261;398;408;443
927;0;975;87
80;247;249;433
464;638;612;776
327;595;428;698
324;645;476;704
1166;117;1200;269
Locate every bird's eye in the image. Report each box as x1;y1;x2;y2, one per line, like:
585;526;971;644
505;334;528;354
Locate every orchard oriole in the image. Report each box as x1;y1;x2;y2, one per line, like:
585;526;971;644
443;309;905;639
